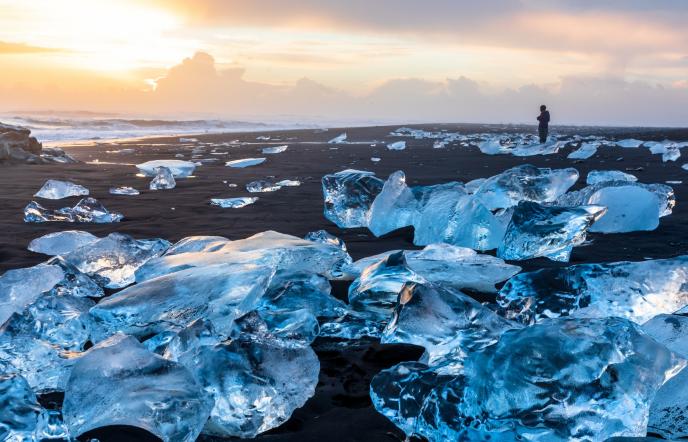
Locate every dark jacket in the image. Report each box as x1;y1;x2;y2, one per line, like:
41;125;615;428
537;110;550;129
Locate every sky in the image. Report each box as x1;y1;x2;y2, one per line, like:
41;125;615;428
0;0;687;126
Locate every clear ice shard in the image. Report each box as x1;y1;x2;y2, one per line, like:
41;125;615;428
246;180;281;192
24;197;124;223
387;141;406;150
136;231;351;282
89;263;274;341
210;197;258;208
0;373;40;441
173;336;319;438
149;166;176;190
497;201;606;262
497;255;688;325
371;317;685;442
62;232;171;289
136;159;196;177
34;179;89;200
587;169;637;185
328;132;347;144
27;230;99;256
474;164;579;210
368;170;418;237
109;186;139;195
304;229;349;254
62;334;211;442
381;282;520;369
322;169;384;228
567;141;599;159
164;235;231;255
262;145;288;154
225;157;266;168
642;314;688;439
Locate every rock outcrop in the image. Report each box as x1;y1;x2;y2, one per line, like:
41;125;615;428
0;122;76;164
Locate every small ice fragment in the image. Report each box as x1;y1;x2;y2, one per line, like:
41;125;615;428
667;180;682;184
371;157;381;162
34;180;89;200
616;138;644;148
179;137;198;142
136;159;196;177
328;133;347;144
433;141;446;149
246;180;281;193
28;230;99;256
586;169;637;185
210;197;258;208
149;166;176;190
567;142;599;160
262;145;288;154
387;141;406;150
275;179;301;187
225;158;266;168
109;186;139;195
24;198;124;223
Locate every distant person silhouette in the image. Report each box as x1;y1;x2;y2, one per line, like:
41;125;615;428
537;105;550;143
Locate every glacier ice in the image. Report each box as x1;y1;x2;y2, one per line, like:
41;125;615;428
474;164;579;210
567;141;600;159
387;141;406;150
497;255;688;325
62;334;211;442
24;197;124;223
34;179;89;200
246;180;281;192
368;170;418;237
262;145;288;154
225;157;266;168
149;166;176;190
587;169;637;185
62;232;170;289
165;235;230;255
210;197;258;208
328;132;347;144
136;159;196;177
371;317;684;442
276;179;301;187
0;264;65;325
27;230;99;256
616;138;644;148
0;373;40;441
322;169;384;228
35;408;70;441
663;144;681;162
497;201;606;262
304;229;348;254
109;186;139;195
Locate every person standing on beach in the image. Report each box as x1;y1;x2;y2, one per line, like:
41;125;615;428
537;105;550;143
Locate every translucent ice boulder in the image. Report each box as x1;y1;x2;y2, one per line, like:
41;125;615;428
616;138;644;148
149;166;176;190
0;264;65;325
62;334;211;442
497;201;606;262
497;255;688;325
136;159;196;177
210;197;258;208
567;141;600;160
225;158;266;168
34;179;89;200
27;230;99;256
164;235;231;255
24;198;124;223
368;170;419;236
322;169;384;228
586;169;637;185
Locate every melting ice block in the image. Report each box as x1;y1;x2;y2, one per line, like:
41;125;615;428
34;180;89;200
497;201;606;262
109;186;139;195
322;169;384;228
62;335;211;442
0;373;40;441
497;255;688;325
371;317;684;442
210;197;258;208
567;141;600;160
474;164;579;210
587;169;637;185
62;232;170;289
225;158;266;168
24;198;123;223
387;141;406;150
246;180;281;192
328;132;347;144
262;145;288;154
27;230;99;256
136;159;196;177
149;166;176;190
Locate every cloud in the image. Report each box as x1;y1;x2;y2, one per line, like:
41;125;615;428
0;41;62;54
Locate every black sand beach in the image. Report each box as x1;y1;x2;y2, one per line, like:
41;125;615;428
2;124;688;441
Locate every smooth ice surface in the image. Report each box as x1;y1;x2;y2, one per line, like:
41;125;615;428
587;186;660;232
0;264;64;325
136;159;196;177
262;145;288;154
368;171;418;236
34;179;89;200
247;180;281;192
387;141;406;150
328;132;347;144
109;186;139;195
567;141;600;159
498;256;688;325
0;373;40;441
62;232;170;289
90;263;273;340
165;236;231;255
322;169;384;228
136;231;351;282
371;317;684;442
497;201;606;262
63;335;211;442
474;164;579;210
149;166;176;190
616;138;644;148
24;198;124;223
587;169;638;185
211;197;258;208
27;230;99;256
225;158;266;168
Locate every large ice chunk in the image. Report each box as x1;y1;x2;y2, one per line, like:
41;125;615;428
0;264;65;325
0;373;40;441
371;317;684;441
616;138;644;148
34;179;89;200
497;256;688;325
165;235;231;255
474;164;579;210
62;334;211;442
24;197;123;223
62;232;170;289
497;201;606;262
136;159;196;177
225;158;266;168
27;230;99;256
587;169;638;185
149;166;176;190
322;169;384;228
567;141;599;160
368;170;418;236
